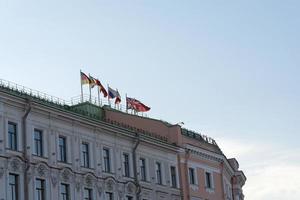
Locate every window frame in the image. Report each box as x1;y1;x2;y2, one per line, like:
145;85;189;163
189;167;196;185
35;178;45;200
9;173;19;200
81;142;90;168
83;188;93;200
105;192;113;200
8;121;18;151
34;129;43;157
170;166;177;188
60;183;70;200
155;162;162;185
123;153;130;177
139;157;147;181
58;136;67;163
103;148;111;173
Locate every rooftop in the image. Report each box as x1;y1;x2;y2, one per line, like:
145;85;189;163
0;78;219;148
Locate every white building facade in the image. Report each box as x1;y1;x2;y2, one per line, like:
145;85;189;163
0;87;181;200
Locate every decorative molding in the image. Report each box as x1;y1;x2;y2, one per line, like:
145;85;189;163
50;170;59;186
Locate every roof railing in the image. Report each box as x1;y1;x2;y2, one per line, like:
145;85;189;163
0;78;148;117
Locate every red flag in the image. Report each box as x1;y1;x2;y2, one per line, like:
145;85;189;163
89;75;107;97
126;97;150;112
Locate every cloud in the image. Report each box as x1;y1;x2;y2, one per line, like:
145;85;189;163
217;138;300;200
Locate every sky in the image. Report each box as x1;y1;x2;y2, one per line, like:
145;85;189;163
1;1;300;199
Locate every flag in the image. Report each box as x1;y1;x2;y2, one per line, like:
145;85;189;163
89;75;108;97
81;72;91;85
108;87;121;104
89;75;98;88
126;97;150;112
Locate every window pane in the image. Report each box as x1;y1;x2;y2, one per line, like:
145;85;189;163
103;148;110;172
140;158;146;181
8;122;17;150
9;174;18;200
84;188;92;200
60;184;69;200
82;143;89;168
59;136;67;162
156;162;162;184
34;129;43;156
35;179;45;200
123;153;130;177
171;166;177;188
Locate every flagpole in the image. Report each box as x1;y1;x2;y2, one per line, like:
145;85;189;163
125;93;128;113
80;69;83;103
88;73;92;103
107;84;110;107
97;78;100;106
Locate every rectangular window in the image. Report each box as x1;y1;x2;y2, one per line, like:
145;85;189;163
189;168;195;185
103;148;111;173
34;129;43;157
82;143;90;168
35;179;45;200
155;162;162;185
84;188;92;200
8;122;17;150
105;192;113;200
60;183;70;200
123;153;130;177
9;173;19;200
126;196;133;200
139;158;146;181
205;172;212;188
170;166;177;188
58;136;67;162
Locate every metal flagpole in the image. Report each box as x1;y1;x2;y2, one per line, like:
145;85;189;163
88;73;92;103
107;84;110;107
80;69;83;103
125;93;128;113
97;78;100;106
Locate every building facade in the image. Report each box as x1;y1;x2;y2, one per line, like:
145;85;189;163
0;80;245;200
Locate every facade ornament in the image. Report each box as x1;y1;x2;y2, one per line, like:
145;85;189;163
0;167;5;178
61;168;72;182
96;181;103;196
9;158;21;172
85;174;94;187
36;164;48;177
51;171;59;186
117;183;125;199
106;179;115;191
75;176;82;192
126;182;135;194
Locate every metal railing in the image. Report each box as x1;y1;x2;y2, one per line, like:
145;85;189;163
0;78;148;117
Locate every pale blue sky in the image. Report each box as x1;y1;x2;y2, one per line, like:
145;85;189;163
1;1;300;199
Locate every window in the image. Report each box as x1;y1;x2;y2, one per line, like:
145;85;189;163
58;136;67;162
139;158;146;181
34;129;43;157
126;196;133;200
155;162;162;185
170;166;177;188
35;179;45;200
205;172;213;189
123;153;130;177
82;143;90;168
8;122;17;150
189;168;195;185
84;188;92;200
103;148;111;173
9;173;19;200
60;183;70;200
105;192;113;200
